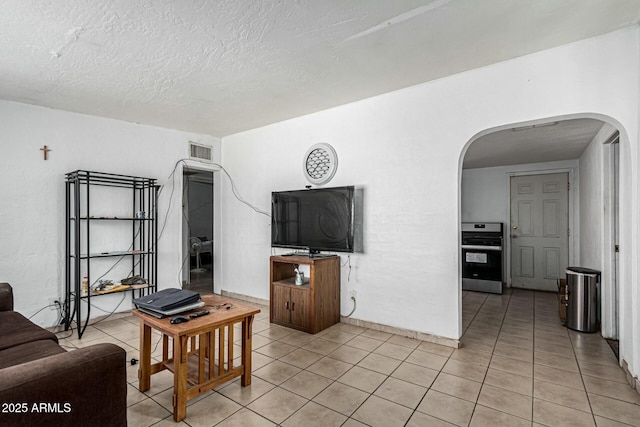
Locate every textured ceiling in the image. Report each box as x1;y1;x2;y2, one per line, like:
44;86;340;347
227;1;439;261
0;0;639;136
463;119;606;169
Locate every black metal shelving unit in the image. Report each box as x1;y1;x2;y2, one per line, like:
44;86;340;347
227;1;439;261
64;170;159;338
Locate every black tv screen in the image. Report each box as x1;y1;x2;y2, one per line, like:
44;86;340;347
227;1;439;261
271;186;355;253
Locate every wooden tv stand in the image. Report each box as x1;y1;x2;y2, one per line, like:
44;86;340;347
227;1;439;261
269;255;340;334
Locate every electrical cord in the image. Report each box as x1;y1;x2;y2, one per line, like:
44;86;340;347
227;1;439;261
341;255;352;282
64;295;76;329
65;255;143;333
27;300;77;342
27;300;103;347
88;226;142;290
53;300;71;336
56;330;75;341
63;176;155;336
63;157;255;334
157;156;269;289
56;326;77;344
341;295;357;318
212;162;269;217
63;225;143;331
157;159;185;240
158;158;269;244
178;182;195;287
68;158;197;329
87;292;128;326
72;244;144;330
339;255;356;317
125;334;163;366
28;303;58;320
151;334;163;355
177;251;192;287
163;157;266;288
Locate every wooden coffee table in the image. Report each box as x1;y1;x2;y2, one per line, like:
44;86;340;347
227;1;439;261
133;295;261;422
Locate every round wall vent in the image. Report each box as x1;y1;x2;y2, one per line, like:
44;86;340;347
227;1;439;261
303;143;338;185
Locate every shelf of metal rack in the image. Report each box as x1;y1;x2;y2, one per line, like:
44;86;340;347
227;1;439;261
64;170;159;338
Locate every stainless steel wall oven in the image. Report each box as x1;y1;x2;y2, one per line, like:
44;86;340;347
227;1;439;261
461;222;504;294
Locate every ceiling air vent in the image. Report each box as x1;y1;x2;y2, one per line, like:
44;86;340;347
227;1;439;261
189;142;213;162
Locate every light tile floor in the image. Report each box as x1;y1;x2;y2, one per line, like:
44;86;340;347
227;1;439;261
183;266;213;295
56;288;640;426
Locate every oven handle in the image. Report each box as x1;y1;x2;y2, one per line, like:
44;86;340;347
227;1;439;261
461;245;503;251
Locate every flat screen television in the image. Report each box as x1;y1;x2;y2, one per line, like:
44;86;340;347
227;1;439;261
271;186;355;253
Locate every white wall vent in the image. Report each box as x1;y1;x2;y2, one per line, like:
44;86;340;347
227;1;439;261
303;142;338;185
189;142;213;162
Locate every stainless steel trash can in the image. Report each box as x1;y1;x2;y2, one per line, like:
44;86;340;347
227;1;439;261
565;267;600;333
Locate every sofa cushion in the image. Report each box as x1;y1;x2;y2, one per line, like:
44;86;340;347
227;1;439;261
0;339;67;369
0;283;13;311
0;312;58;351
0;343;127;427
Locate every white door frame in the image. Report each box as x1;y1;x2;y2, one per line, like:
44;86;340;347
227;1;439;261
179;162;220;294
602;132;620;339
505;167;577;288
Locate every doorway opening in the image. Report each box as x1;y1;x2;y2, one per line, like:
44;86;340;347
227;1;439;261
460;116;622;342
182;168;214;295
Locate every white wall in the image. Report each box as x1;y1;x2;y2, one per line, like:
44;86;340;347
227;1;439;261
578;123;620;269
220;27;640;380
2;26;639;386
578;123;619;338
0;100;220;328
629;27;640;383
579;132;604;268
461;159;579;285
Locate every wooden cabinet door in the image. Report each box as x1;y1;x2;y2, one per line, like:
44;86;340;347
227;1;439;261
271;285;291;325
290;287;311;331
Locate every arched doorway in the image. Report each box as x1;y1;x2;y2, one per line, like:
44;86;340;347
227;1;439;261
459;115;623;342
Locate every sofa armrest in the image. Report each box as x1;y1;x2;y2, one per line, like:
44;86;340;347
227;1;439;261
0;343;127;427
0;283;13;311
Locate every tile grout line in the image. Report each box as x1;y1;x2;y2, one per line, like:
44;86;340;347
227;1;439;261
568;324;600;427
264;323;451;426
255;322;382;426
111;290;637;426
468;288;516;425
299;329;414;426
123;306;442;424
532;290;537;424
399;292;488;426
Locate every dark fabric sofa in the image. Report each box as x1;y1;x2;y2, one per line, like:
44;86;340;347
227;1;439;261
0;283;127;426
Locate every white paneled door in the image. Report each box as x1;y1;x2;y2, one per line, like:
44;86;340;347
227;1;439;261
510;173;569;291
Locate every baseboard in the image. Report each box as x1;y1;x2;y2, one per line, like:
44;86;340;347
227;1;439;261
621;359;640;398
221;290;459;348
48;310;134;334
339;316;460;348
221;290;269;307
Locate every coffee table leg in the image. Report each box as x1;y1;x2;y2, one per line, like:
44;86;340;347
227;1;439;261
139;322;152;391
241;315;254;387
173;335;188;422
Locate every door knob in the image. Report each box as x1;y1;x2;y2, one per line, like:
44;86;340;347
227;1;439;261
512;225;518;230
511;234;518;239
